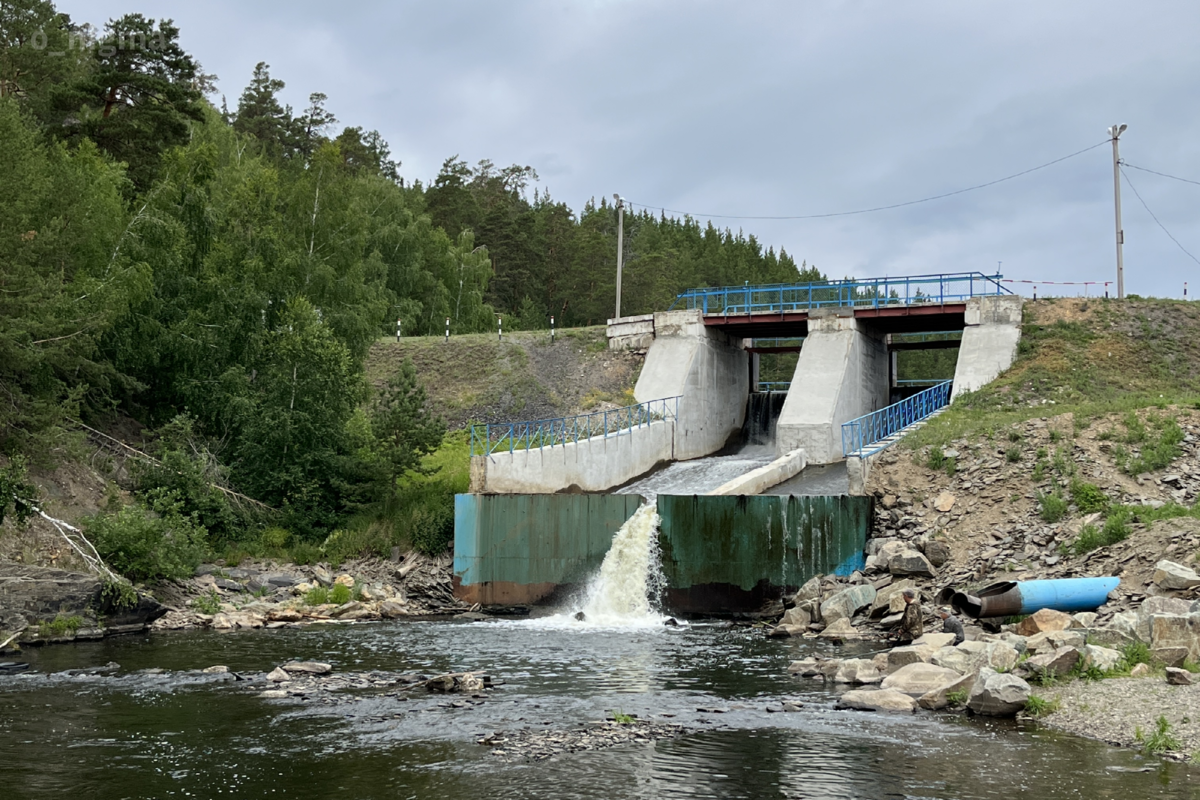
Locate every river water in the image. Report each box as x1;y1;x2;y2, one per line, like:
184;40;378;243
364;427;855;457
1;619;1197;799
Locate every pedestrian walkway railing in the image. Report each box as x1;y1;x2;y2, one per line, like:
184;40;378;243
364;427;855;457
841;380;953;458
670;272;1010;316
756;381;791;393
470;396;681;456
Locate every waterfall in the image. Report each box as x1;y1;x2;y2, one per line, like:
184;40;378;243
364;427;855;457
575;504;666;626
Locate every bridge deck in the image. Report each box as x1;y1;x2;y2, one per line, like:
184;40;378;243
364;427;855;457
704;302;967;337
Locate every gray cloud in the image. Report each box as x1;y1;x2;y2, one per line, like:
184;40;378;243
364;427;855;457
57;0;1200;298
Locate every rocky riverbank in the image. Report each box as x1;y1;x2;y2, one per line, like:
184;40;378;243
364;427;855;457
0;550;467;654
771;404;1200;762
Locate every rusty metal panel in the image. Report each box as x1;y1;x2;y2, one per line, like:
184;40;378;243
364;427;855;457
453;493;645;605
656;494;872;613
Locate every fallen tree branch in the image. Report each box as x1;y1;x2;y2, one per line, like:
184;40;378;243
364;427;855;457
32;505;121;584
0;625;28;651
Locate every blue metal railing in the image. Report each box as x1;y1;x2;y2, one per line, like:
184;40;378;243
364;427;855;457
756;381;791;393
842;380;953;458
669;272;1010;315
470;396;681;456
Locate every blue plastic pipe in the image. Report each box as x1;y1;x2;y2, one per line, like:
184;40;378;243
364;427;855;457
951;576;1120;618
1012;577;1120;614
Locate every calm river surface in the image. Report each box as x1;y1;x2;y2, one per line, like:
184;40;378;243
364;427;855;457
1;619;1196;799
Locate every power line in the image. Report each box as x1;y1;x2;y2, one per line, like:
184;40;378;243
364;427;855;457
628;139;1110;221
1120;165;1200;267
1123;162;1200;188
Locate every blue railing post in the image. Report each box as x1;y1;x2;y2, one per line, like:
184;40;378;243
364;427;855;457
841;380;953;458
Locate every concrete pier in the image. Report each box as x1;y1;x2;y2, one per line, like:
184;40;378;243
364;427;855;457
634;309;749;461
774;309;889;464
952;296;1023;399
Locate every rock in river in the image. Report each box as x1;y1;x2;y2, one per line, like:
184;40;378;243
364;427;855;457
837;688;917;713
966;667;1031;717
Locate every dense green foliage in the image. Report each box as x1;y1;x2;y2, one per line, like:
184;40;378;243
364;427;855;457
1;0;814;564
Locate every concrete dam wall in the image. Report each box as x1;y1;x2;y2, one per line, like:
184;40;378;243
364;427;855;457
453;492;872;613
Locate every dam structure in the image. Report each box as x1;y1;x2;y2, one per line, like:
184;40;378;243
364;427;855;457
455;272;1022;612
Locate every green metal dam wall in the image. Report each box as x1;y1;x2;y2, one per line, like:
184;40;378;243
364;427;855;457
453;493;872;613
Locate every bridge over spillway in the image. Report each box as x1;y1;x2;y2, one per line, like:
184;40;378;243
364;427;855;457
469;272;1021;495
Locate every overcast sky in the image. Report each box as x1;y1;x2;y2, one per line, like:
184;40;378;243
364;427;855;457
58;0;1200;298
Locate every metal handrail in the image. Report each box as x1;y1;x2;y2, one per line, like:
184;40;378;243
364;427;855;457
842;380;953;458
756;381;791;393
470;396;681;456
668;272;1011;315
895;378;951;387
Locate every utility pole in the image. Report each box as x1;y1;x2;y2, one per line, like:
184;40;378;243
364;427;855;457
1109;124;1128;299
613;194;625;320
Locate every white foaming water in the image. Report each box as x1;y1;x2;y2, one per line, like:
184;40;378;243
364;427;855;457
524;504;670;630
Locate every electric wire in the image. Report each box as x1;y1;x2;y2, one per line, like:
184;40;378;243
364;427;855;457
1122;162;1200;188
1120;165;1200;267
628;139;1110;221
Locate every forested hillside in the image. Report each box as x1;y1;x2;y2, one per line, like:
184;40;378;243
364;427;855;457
0;0;815;566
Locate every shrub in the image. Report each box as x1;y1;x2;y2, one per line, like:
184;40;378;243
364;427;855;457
1138;716;1181;755
1024;695;1061;717
86;489;208;582
1005;446;1022;463
945;689;969;706
191;590;221;615
329;583;351;605
1038;491;1068;523
289;540;323;566
304;586;329;606
1069;481;1108;514
260;526;290;550
1007;430;1023;443
1126;421;1184;475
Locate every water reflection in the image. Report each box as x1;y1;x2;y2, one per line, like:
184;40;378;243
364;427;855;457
1;621;1198;799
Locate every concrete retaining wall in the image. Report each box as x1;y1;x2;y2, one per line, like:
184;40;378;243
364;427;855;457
452;492;873;613
607;314;656;352
952;295;1023;399
709;449;808;496
775;310;889;464
635;309;748;461
469;420;675;494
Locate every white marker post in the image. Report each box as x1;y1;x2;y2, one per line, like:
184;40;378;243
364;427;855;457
445;317;450;343
396;318;402;342
498;316;503;342
550;315;555;343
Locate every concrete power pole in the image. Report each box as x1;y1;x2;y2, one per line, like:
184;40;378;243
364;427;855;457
613;194;625;320
1109;124;1128;299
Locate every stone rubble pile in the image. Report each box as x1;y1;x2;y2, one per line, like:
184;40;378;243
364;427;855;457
790;577;1200;718
152;553;470;631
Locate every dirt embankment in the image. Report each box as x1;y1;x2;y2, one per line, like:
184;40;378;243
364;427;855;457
366;326;644;429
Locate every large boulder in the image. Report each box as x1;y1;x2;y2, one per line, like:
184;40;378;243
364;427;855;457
881;662;962;696
1166;667;1195;686
966;668;1031;716
1018;645;1081;678
1025;630;1085;654
1152;560;1200;591
1106;611;1149;644
913;632;957;649
918;672;978;711
1143;596;1194;616
886;549;937;578
820;585;876;626
834;658;884;685
787;658;824;677
1081;644;1123;672
885;644;937;672
1149;614;1200;665
922;540;952;568
780;604;813;629
791;576;822;607
837;688;916;712
1014;608;1073;637
932;641;1019;674
819;618;862;638
870;579;916;618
